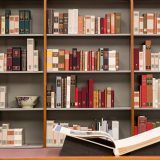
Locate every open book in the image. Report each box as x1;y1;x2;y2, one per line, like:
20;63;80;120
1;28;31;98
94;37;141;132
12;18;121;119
53;125;160;156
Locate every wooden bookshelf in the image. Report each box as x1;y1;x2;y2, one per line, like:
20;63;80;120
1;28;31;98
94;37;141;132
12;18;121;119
0;0;160;158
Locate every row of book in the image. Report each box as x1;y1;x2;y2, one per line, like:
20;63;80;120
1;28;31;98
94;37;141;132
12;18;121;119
134;116;160;135
0;86;7;108
134;74;160;108
0;123;23;146
0;38;39;72
47;75;115;108
134;11;160;35
0;10;32;35
134;40;160;71
47;48;119;71
47;119;119;147
47;9;121;35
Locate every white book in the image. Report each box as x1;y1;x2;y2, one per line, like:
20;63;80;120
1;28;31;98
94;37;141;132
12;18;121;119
14;129;23;146
0;127;2;146
112;121;119;140
98;17;101;34
134;91;139;108
33;50;39;71
157;17;160;34
84;51;88;71
27;38;35;71
68;9;73;34
109;50;116;71
47;121;54;147
142;45;146;71
154;53;159;71
52;49;59;71
53;12;59;34
0;53;5;72
147;13;154;34
101;120;108;133
47;49;53;71
2;123;9;145
151;53;155;71
139;51;144;71
51;92;55;108
134;11;139;34
73;9;78;34
139;16;144;34
1;16;5;34
66;76;71;108
91;16;95;34
85;16;91;35
0;86;7;108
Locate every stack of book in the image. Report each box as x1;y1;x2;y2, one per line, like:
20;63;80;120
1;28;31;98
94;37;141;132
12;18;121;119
134;40;160;71
134;11;160;34
47;75;115;108
47;9;121;34
47;48;119;71
46;119;119;147
0;123;24;146
134;116;160;135
0;38;39;72
0;9;32;35
134;74;160;108
0;86;7;109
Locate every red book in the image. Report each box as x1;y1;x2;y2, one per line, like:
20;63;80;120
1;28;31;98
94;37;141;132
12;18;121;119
134;48;139;70
141;75;147;108
75;87;79;108
111;90;114;108
87;51;90;71
146;121;153;131
78;90;82;108
91;51;95;71
100;18;104;34
7;48;13;71
104;17;107;34
69;51;73;70
72;48;77;71
134;126;138;135
81;87;87;108
107;13;111;34
138;116;147;133
89;51;92;71
77;51;80;71
88;80;93;108
65;50;69;71
101;91;105;108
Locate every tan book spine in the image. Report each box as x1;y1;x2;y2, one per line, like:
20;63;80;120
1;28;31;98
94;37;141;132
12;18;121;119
98;90;101;108
145;40;152;70
96;90;99;108
97;51;100;71
116;52;119;71
105;88;107;108
107;87;112;108
111;13;115;34
115;13;121;34
154;13;157;34
14;15;19;34
143;14;147;34
147;74;153;108
139;16;144;34
147;13;154;34
78;16;84;34
52;49;59;71
85;16;91;34
9;16;15;34
58;49;65;71
93;90;96;108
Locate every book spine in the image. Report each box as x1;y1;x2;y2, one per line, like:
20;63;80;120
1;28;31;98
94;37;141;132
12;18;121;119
78;16;84;34
66;76;71;108
69;51;73;70
5;10;11;34
98;17;101;34
0;53;5;71
1;16;5;34
107;14;111;34
47;86;51;107
19;10;25;34
27;38;34;71
141;75;147;108
100;18;104;34
134;91;140;108
143;14;147;34
78;90;82;108
111;90;114;108
91;16;95;34
145;40;152;70
134;48;139;70
70;75;76;108
53;12;59;34
47;9;53;34
21;49;27;71
107;87;112;108
88;79;93;108
9;16;15;34
138;116;147;133
63;13;68;34
91;51;95;71
75;87;78;108
103;17;107;34
12;48;21;71
157;17;160;34
24;10;31;34
73;9;78;34
52;49;59;71
7;48;13;71
103;48;109;70
111;13;115;34
154;13;157;34
147;13;154;34
72;48;77;71
0;86;7;108
47;49;53;71
59;13;64;34
56;76;62;108
115;13;121;34
64;50;69;71
146;74;153;107
58;49;65;71
33;50;39;71
81;87;87;108
77;51;80;71
139;16;144;34
85;16;91;34
134;11;139;34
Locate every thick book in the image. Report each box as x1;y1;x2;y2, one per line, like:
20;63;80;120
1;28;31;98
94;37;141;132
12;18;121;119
56;76;62;108
12;47;21;71
19;10;25;34
134;48;139;70
7;48;13;71
5;9;11;34
54;124;160;156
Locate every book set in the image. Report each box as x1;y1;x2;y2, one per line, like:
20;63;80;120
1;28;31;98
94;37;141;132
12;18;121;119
47;75;114;109
134;74;160;108
134;11;160;35
134;116;160;135
47;48;119;72
0;10;32;35
134;40;160;71
0;123;23;147
47;119;119;147
0;38;39;72
47;9;121;35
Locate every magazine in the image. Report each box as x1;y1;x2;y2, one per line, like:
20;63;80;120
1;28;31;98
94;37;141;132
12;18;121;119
53;124;160;156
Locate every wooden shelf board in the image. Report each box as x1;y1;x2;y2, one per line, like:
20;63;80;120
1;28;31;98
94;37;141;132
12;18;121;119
0;144;43;149
0;71;44;74
0;34;43;37
0;108;44;111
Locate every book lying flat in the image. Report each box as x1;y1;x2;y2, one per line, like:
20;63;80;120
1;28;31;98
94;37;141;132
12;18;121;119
53;125;160;156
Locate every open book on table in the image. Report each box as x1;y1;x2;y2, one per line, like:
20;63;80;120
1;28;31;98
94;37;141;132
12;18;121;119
53;125;160;156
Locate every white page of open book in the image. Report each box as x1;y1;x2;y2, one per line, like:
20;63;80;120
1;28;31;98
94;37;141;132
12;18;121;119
114;126;160;156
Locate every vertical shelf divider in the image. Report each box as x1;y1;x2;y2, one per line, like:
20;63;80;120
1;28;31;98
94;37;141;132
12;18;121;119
43;0;47;148
130;0;135;135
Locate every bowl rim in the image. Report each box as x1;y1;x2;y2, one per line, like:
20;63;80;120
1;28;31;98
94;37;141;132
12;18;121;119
16;96;39;98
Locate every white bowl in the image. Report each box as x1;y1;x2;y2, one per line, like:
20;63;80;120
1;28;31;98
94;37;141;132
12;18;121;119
16;96;39;108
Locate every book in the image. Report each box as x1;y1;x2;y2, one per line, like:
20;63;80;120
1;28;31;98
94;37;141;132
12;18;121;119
54;124;160;156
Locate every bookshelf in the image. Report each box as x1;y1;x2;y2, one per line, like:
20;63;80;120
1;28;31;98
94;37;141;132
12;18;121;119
0;0;160;158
